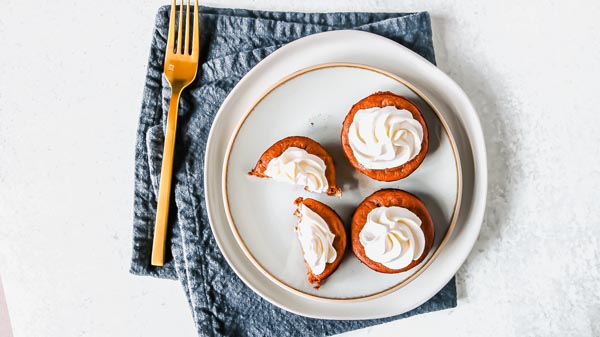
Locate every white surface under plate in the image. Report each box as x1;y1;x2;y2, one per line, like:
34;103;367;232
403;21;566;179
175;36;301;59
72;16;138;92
223;64;461;301
204;30;487;319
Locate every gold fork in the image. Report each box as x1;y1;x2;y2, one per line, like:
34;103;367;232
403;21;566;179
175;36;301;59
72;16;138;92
151;0;200;266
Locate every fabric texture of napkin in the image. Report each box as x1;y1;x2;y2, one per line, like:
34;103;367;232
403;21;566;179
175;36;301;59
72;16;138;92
130;6;456;337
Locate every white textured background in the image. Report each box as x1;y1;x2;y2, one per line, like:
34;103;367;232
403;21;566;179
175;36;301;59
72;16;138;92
1;1;599;336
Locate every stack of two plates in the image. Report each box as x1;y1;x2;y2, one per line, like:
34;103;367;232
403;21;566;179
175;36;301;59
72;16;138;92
204;31;487;319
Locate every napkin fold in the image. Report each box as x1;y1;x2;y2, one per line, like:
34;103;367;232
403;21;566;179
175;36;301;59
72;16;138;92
131;6;456;337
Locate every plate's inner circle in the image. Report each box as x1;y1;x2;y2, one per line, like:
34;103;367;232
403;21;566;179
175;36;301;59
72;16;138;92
225;66;458;299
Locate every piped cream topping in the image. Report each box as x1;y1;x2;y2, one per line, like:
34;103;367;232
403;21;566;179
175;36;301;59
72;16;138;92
295;203;337;275
348;106;423;169
359;206;425;270
264;147;329;193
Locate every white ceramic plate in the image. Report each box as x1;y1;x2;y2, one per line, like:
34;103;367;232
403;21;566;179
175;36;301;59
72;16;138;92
223;64;461;301
205;30;487;319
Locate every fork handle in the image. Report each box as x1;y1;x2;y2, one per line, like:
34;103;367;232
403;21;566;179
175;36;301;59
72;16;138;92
151;90;181;266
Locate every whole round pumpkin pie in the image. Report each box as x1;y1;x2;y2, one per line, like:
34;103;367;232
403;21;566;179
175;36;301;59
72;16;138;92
293;197;346;288
351;189;434;273
341;91;429;181
249;136;341;196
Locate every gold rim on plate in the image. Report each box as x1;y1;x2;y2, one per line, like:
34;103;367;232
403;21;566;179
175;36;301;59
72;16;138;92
221;63;463;302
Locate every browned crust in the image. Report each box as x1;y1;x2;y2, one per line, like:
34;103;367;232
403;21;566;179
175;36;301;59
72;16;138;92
351;189;434;273
294;197;346;288
341;91;429;181
248;136;341;196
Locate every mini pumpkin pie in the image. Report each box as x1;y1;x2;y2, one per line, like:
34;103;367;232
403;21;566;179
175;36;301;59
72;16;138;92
341;91;429;181
249;136;341;196
293;197;346;288
351;189;434;273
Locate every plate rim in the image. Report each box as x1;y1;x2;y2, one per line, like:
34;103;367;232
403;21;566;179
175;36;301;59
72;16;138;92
221;62;463;302
203;29;487;319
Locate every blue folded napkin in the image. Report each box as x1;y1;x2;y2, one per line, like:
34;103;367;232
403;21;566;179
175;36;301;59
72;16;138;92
130;6;456;337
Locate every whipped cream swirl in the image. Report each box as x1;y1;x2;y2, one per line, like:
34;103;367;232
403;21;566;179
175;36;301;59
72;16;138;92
264;147;329;193
348;106;424;170
359;206;425;270
296;203;337;275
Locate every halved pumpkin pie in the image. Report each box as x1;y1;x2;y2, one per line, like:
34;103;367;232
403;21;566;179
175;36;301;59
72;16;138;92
293;197;346;288
249;136;341;196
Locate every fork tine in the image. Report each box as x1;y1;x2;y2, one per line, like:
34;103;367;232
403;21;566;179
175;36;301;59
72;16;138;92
184;0;191;54
167;0;176;54
177;0;184;54
192;0;199;56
